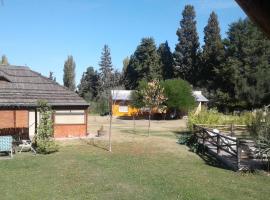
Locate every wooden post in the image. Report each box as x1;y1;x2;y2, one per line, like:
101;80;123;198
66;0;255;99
230;123;234;137
34;108;37;134
236;139;241;170
202;130;205;146
217;134;220;155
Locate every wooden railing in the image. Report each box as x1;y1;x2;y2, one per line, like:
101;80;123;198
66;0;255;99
193;124;245;169
195;124;248;137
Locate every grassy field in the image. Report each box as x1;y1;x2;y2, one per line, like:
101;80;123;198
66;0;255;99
0;116;269;200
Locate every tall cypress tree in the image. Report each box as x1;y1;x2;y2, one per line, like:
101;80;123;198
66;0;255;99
158;41;174;80
174;5;200;85
125;37;161;89
63;55;76;91
201;12;225;90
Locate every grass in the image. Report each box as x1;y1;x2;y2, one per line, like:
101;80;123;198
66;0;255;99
1;135;270;200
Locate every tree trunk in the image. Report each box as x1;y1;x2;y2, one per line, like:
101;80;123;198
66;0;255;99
148;111;151;136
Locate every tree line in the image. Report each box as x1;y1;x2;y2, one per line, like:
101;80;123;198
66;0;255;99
123;5;270;111
65;4;270;112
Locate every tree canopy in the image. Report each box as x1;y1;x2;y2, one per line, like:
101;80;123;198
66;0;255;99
63;55;76;91
161;79;195;113
124;38;161;89
174;5;200;85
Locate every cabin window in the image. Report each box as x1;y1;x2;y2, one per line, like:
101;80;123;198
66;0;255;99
119;101;128;113
54;110;85;124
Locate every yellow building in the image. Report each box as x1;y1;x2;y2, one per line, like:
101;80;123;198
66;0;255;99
111;90;138;117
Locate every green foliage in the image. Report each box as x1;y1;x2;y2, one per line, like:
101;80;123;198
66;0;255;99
174;5;200;84
1;55;9;65
98;44;114;92
63;55;76;91
141;80;167;110
178;133;199;152
161;79;195;113
201;12;225;90
36;100;59;154
188;107;253;130
78;66;99;101
248;111;270;160
97;44;122;107
36;140;59;154
248;111;270;140
124;38;161;89
213;19;270;110
157;41;174;80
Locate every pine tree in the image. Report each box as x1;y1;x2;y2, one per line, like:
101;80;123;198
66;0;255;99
1;55;9;65
98;45;114;98
157;41;174;80
78;66;99;101
201;12;225;90
215;18;270;110
174;5;200;85
125;37;161;89
63;55;76;91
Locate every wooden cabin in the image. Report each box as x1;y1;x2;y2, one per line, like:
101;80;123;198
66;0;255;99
0;65;89;139
111;90;138;117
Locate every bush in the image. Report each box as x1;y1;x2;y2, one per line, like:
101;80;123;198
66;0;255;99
36;100;59;154
161;79;195;113
178;133;199;152
36;140;59;154
188;107;253;130
247;111;270;170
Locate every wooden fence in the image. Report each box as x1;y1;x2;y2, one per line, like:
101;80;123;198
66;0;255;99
195;124;248;137
193;124;254;170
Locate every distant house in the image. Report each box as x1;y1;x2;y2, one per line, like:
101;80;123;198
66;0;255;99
111;90;138;117
0;65;89;139
192;91;209;114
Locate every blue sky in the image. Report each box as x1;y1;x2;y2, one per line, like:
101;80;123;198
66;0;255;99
0;0;246;85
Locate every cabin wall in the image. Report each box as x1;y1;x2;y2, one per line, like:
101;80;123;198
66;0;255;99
53;109;88;138
112;100;138;117
0;108;88;139
0;110;29;139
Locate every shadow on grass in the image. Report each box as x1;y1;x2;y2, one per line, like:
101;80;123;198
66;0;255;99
196;148;230;170
119;129;177;139
82;138;109;152
175;131;230;171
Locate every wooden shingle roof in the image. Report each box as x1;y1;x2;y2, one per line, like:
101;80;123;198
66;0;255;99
0;65;89;108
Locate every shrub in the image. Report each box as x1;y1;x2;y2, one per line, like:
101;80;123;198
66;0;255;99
178;133;199;152
36;100;59;154
188;107;253;130
247;111;270;170
161;79;195;113
36;140;59;154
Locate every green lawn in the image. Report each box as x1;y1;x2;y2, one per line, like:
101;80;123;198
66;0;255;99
0;135;269;200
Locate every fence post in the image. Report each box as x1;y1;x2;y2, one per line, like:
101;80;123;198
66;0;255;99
230;123;234;137
236;139;241;170
217;134;220;155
